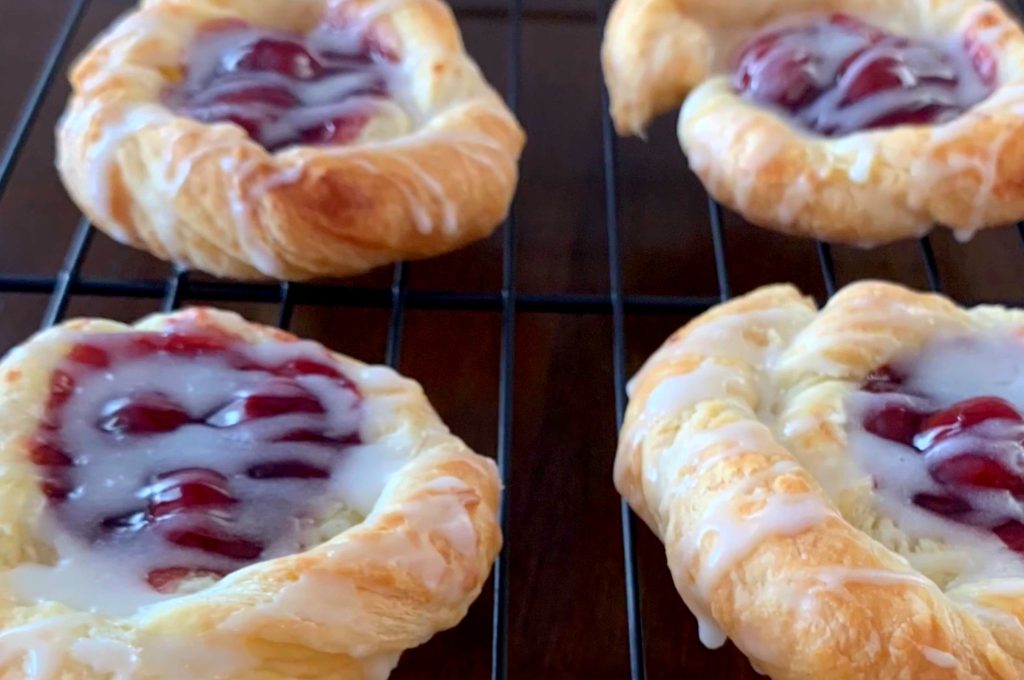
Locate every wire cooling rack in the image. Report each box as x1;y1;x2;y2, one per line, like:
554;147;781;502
2;0;1024;678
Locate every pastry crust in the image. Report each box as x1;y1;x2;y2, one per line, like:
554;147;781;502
601;0;1024;245
0;308;501;679
619;281;1024;679
57;0;525;280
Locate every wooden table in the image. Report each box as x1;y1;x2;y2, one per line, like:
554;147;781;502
1;0;1022;677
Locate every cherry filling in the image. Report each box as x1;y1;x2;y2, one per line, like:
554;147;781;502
165;20;395;151
732;14;995;136
32;329;362;593
857;356;1024;554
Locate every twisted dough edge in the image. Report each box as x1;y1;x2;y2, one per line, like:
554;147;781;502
618;281;1024;679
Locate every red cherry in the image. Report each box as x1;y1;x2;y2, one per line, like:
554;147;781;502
68;344;110;368
99;393;192;436
147;566;226;593
40;478;72;501
234;38;323;79
129;333;229;358
34;327;366;590
146;469;236;517
930;454;1024;495
862;365;906;394
30;441;73;467
162;520;263;559
863;403;924;446
228;115;263;139
912;492;972;517
213;84;298;109
206;387;325;427
733;15;992;135
840;52;907;104
994;520;1024;554
916;397;1022;448
48;370;76;409
247;460;330;480
734;35;821;112
274;359;343;379
868;106;952;130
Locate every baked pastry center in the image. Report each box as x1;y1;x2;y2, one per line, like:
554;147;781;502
31;330;362;594
733;14;995;136
165;20;394;151
850;335;1024;555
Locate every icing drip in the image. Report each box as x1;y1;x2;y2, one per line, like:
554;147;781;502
733;14;995;136
920;646;959;668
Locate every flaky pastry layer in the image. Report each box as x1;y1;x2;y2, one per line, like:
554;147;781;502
0;308;501;679
619;281;1024;679
57;0;525;280
602;0;1024;245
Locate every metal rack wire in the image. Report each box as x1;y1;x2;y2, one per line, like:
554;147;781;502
3;0;1024;678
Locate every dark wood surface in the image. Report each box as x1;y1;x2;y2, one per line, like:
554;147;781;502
1;1;1022;678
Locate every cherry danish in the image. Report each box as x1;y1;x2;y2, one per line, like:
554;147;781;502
602;0;1024;245
56;0;525;280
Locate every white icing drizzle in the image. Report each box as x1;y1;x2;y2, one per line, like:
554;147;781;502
738;17;992;137
5;333;411;618
220;474;481;665
644;363;747;420
59;0;518;277
730;119;785;213
389;155;459;235
81;103;176;241
168;23;405;151
776;174;813;224
808;565;933;591
690;462;832;596
845;333;1024;577
630;308;807;396
920;645;959;668
349;157;434;234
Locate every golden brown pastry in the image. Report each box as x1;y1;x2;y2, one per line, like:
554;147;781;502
0;307;500;678
602;0;1024;245
619;281;1024;678
57;0;525;280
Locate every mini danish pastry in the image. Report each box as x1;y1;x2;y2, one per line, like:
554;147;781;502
602;0;1024;245
57;0;525;280
0;308;500;678
619;281;1024;678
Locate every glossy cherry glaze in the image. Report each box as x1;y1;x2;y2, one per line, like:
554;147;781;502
733;14;995;136
33;329;362;592
165;20;395;151
859;366;1024;554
